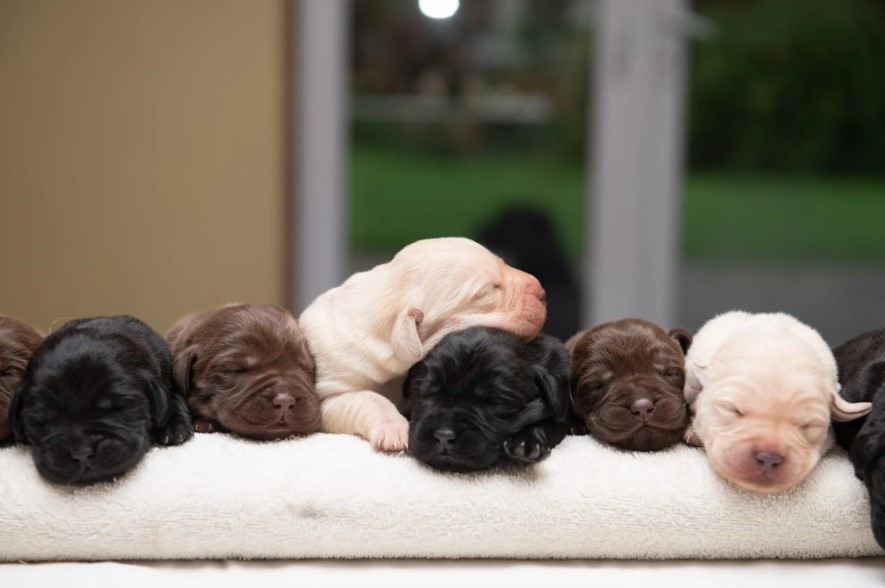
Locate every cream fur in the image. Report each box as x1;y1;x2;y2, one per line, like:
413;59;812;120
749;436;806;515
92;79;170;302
298;237;547;452
684;311;872;493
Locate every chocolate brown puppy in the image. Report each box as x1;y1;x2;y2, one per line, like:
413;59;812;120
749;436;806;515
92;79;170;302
166;303;320;439
0;316;44;441
566;318;692;451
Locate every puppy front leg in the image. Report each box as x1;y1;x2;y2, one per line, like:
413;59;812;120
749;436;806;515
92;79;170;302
321;391;409;453
505;419;568;464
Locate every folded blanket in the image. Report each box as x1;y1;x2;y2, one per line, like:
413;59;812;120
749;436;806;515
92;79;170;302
0;433;881;561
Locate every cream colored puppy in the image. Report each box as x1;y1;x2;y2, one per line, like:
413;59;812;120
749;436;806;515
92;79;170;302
684;310;871;493
299;237;548;452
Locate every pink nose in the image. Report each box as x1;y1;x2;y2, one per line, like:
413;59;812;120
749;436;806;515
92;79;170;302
524;274;545;301
272;393;297;414
756;451;783;473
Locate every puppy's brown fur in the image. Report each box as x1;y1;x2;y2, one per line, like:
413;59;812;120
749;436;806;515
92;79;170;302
566;318;692;451
166;304;320;439
0;315;44;441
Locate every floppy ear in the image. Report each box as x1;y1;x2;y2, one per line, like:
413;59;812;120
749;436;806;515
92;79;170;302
171;345;197;396
533;364;570;423
831;390;873;422
391;307;424;363
683;361;706;406
7;385;27;443
145;376;172;429
668;328;693;354
849;426;885;482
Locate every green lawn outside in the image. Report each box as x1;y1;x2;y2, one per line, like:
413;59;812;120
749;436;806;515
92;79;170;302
351;143;885;262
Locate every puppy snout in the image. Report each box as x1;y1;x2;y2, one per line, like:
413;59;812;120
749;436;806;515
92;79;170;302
538;287;547;304
434;427;456;448
69;445;94;463
630;398;655;418
272;393;297;414
756;451;783;473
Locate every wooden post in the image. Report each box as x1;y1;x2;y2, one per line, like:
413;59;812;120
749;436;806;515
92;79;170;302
291;0;350;314
586;0;692;327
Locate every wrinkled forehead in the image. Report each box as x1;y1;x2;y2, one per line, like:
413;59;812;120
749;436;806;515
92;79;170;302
712;370;833;419
0;322;42;355
197;307;299;351
29;356;141;406
580;325;678;371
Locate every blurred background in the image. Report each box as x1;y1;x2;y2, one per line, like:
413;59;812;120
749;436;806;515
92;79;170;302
1;0;884;345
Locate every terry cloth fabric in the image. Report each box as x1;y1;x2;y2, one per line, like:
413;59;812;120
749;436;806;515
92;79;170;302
0;433;881;561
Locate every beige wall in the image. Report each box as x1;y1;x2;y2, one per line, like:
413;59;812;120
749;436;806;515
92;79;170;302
0;0;289;335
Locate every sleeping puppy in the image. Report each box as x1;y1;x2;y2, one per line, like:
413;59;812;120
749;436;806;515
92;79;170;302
299;237;548;452
402;326;570;472
0;315;44;442
566;318;692;451
165;303;320;439
684;310;872;493
8;315;193;485
831;327;885;549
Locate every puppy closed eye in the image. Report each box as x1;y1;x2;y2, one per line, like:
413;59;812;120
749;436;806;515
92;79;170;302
473;283;503;300
217;363;250;375
801;421;826;434
717;403;744;418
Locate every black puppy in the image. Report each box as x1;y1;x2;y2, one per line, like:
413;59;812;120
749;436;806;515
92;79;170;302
8;315;194;485
403;326;571;472
832;327;885;549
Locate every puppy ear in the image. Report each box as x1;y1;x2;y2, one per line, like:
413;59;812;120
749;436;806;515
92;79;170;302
668;328;693;354
849;426;885;482
145;376;172;429
171;345;197;396
391;307;424;363
683;361;706;406
7;385;27;443
831;390;873;422
533;364;570;423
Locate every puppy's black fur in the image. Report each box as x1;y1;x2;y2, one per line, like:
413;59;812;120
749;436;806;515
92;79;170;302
403;326;571;472
8;315;193;485
832;327;885;549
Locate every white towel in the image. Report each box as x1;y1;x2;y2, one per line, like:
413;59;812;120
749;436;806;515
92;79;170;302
0;433;880;561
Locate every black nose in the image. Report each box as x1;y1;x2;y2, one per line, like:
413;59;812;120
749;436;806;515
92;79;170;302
434;427;456;447
756;451;783;472
630;398;655;418
70;446;94;463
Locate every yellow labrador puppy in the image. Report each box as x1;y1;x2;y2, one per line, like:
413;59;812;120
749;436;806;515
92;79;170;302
299;237;548;452
684;310;872;493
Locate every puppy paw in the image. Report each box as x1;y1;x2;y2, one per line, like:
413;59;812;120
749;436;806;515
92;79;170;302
683;426;703;447
194;419;217;433
157;395;195;446
369;419;409;453
505;429;551;464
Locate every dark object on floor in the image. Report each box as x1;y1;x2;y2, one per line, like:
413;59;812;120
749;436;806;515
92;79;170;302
476;205;581;340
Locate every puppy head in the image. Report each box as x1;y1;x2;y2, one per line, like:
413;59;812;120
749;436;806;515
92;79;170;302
168;304;320;439
566;319;691;451
0;316;44;441
389;238;547;357
692;332;870;493
10;333;154;484
404;327;559;472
